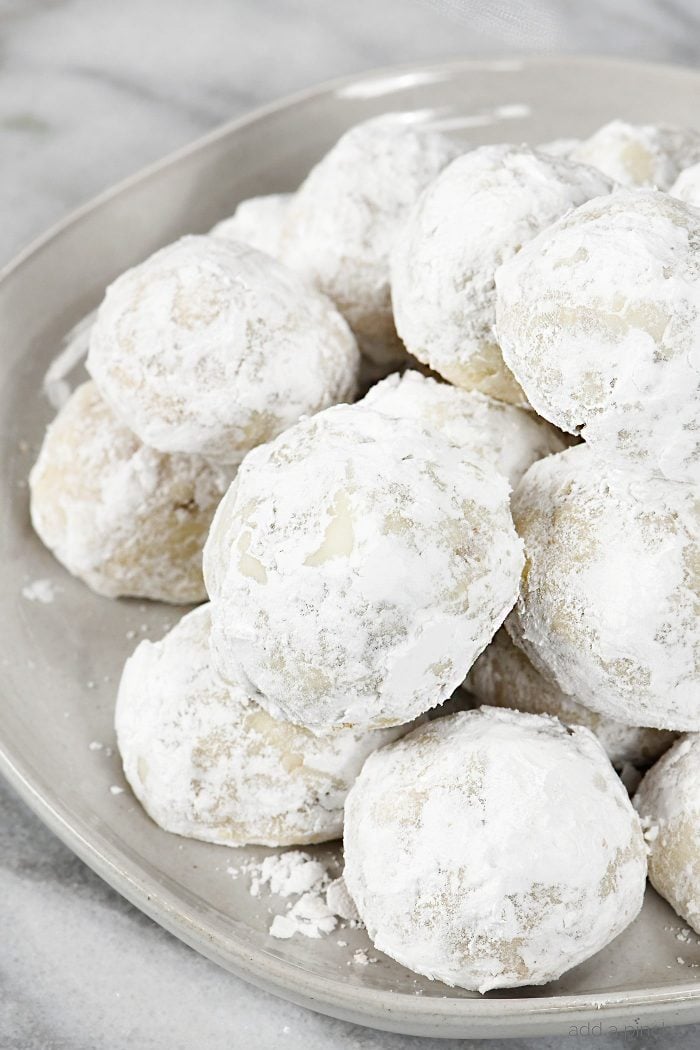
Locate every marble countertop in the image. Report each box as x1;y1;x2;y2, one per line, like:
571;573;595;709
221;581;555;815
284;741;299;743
3;1;700;1047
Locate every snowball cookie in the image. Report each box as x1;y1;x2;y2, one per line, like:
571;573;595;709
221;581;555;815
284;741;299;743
634;735;700;933
116;605;409;847
282;116;461;365
390;145;612;405
496;189;700;484
87;235;360;464
508;443;700;731
204;403;523;729
671;161;700;208
360;371;566;491
343;707;647;992
209;193;291;257
537;137;580;159
465;629;677;769
29;381;232;602
571;120;700;189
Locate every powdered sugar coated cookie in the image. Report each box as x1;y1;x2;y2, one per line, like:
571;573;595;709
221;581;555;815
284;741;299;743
282;116;461;364
634;735;700;934
29;381;233;602
343;707;646;992
508;444;700;731
116;605;410;847
390;145;612;404
670;161;700;208
209;193;291;257
361;370;566;491
465;628;677;768
87;235;359;464
204;403;523;729
496;189;700;483
571;120;700;188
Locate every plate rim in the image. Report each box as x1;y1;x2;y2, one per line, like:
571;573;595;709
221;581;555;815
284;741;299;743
4;52;700;1037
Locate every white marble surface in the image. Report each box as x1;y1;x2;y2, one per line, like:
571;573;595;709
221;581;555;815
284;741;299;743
3;1;700;1047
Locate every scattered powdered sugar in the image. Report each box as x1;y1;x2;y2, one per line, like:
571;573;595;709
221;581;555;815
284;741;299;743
269;892;338;941
88;740;114;757
109;785;124;796
21;578;59;603
248;852;328;899
227;852;365;943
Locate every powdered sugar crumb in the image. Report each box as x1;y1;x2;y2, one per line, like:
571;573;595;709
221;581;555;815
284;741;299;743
228;852;366;942
21;578;59;603
325;877;360;922
249;852;328;899
269;893;337;940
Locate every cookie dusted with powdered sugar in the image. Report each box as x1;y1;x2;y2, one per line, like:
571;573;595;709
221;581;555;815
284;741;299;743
209;193;292;257
203;403;523;729
360;371;566;492
496;189;700;483
282;116;461;365
87;236;360;464
390;145;612;404
634;735;700;934
343;707;646;993
671;161;700;207
571;120;700;189
29;382;233;603
116;605;410;847
465;629;677;768
537;137;580;159
507;444;700;731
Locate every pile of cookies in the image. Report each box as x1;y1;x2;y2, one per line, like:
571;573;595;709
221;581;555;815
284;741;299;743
30;115;700;994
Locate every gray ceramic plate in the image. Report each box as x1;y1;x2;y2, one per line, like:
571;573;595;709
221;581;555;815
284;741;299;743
2;56;700;1040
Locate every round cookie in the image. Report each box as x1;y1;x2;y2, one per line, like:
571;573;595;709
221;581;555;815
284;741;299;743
634;735;700;933
465;628;677;768
496;189;700;484
390;145;612;404
508;443;700;731
343;707;647;992
204;403;523;729
282;116;461;364
361;371;566;491
29;381;233;603
209;193;291;257
670;161;700;208
571;120;700;189
538;137;580;159
87;235;360;464
116;605;409;847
